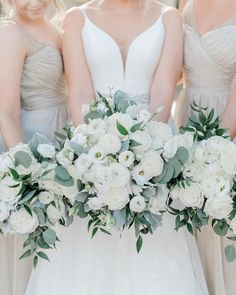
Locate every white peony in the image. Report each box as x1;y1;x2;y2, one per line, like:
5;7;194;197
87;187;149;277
148;196;165;215
205;196;233;219
130;130;152;153
71;133;87;147
75;153;92;175
110;163;130;187
98;134;121;155
87;118;106;138
98;186;130;210
220;146;236;176
9;209;39;234
87;196;104;210
56;149;74;167
130;195;146;212
141;151;164;178
37;144;56;159
47;201;66;224
179;183;204;208
136;109;152;123
118;151;135;167
0;154;14;176
0;201;10;222
0;177;22;204
147;121;172;144
39;191;55;205
94;166;113;189
126;103;147;119
163;139;178;159
107;113;133;137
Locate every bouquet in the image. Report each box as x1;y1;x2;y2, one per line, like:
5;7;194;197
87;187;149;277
0;134;72;267
168;103;236;262
55;91;191;251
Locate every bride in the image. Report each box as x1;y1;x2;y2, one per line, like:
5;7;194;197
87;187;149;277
26;1;209;294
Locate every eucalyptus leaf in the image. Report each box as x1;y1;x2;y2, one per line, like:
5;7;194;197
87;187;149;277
43;228;57;245
14;151;32;168
225;245;236;262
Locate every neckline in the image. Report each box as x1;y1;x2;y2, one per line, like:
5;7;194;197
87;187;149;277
15;22;61;54
192;0;236;38
82;9;164;77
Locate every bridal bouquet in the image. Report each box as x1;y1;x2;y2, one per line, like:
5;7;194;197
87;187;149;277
0;134;71;267
54;91;191;251
168;104;236;261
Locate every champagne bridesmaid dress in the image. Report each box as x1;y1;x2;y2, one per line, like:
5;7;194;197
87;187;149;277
175;1;236;294
0;22;69;295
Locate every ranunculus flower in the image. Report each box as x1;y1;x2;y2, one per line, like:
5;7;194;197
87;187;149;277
37;144;56;159
179;183;204;208
98;187;129;210
56;149;74;166
98;134;121;155
205;196;233;219
130;131;152;153
141;151;164;178
132;165;149;186
130;195;146;212
9;209;39;234
110;163;130;187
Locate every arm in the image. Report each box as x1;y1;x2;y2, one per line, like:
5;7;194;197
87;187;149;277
62;9;94;127
221;75;236;139
0;24;26;149
149;8;183;122
178;0;189;13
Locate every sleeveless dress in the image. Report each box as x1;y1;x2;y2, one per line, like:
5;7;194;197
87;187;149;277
26;9;208;295
0;22;69;295
174;1;236;294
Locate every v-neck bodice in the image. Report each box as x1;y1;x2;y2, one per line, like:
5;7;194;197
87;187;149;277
81;9;165;101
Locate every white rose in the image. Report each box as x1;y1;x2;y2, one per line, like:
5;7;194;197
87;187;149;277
98;134;121;155
71;133;87;147
47;201;66;224
205;196;233;219
108;113;133;137
74;124;88;136
98;186;130;210
87;196;104;210
56;149;74;166
94;166;113;189
39;191;55;205
163;139;178;159
147;121;172;144
118;151;135;167
0;177;22;204
0;201;10;222
130;195;146;212
75;153;92;175
87;118;106;138
0;153;14;175
195;146;209;163
230;217;236;235
179;183;204;208
110;163;130;187
130;130;152;153
136;109;152;123
141;151;164;178
9;209;39;234
37;144;55;159
132;165;149;186
220;147;236;176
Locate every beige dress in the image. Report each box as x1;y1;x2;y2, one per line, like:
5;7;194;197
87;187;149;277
175;1;236;294
0;22;69;295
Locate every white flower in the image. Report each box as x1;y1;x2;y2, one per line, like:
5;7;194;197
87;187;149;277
87;118;106;138
0;177;22;204
108;113;133;138
60;181;79;203
230;217;236;235
75;153;92;175
110;163;130;187
205;196;233;219
118;151;135;167
163;139;178;159
220;146;236;176
195;146;209;163
98;186;130;210
87;196;104;210
179;183;204;208
141;151;164;178
94;166;113;189
147;121;172;144
130;130;152;153
148;196;165;215
88;146;106;163
9;209;39;234
74;124;88;136
0;201;10;222
130;195;146;212
71;133;87;147
132;165;149;186
0;154;14;175
39;191;54;205
56;149;74;167
47;201;66;224
98;134;121;155
136;109;152;123
37;144;56;159
126;104;146;119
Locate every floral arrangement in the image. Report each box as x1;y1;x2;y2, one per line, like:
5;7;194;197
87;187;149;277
168;104;236;262
54;91;191;251
0;134;72;267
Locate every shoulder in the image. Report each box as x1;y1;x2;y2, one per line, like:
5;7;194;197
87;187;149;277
0;22;26;52
149;1;182;24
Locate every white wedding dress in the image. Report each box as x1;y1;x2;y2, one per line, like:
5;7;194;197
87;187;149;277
26;8;209;295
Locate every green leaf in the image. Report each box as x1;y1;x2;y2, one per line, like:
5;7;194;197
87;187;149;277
43;228;57;245
225;245;236;262
207;109;214;123
130;122;143;133
24;205;33;216
19;249;32;260
28;133;51;159
136;235;143;253
18;190;36;205
55;166;71;181
34;208;46;225
213;221;228;237
158;163;175;184
33;255;38;269
116;121;128;136
55;175;74;187
91;227;98;238
84;112;103;124
100;228;112;235
130;139;141;148
37;236;51;249
37;251;50;262
187;223;194;235
14;151;32;168
175;147;189;165
9;168;19;180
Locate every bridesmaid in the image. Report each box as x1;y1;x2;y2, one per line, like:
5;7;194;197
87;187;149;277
175;0;236;294
0;0;69;294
